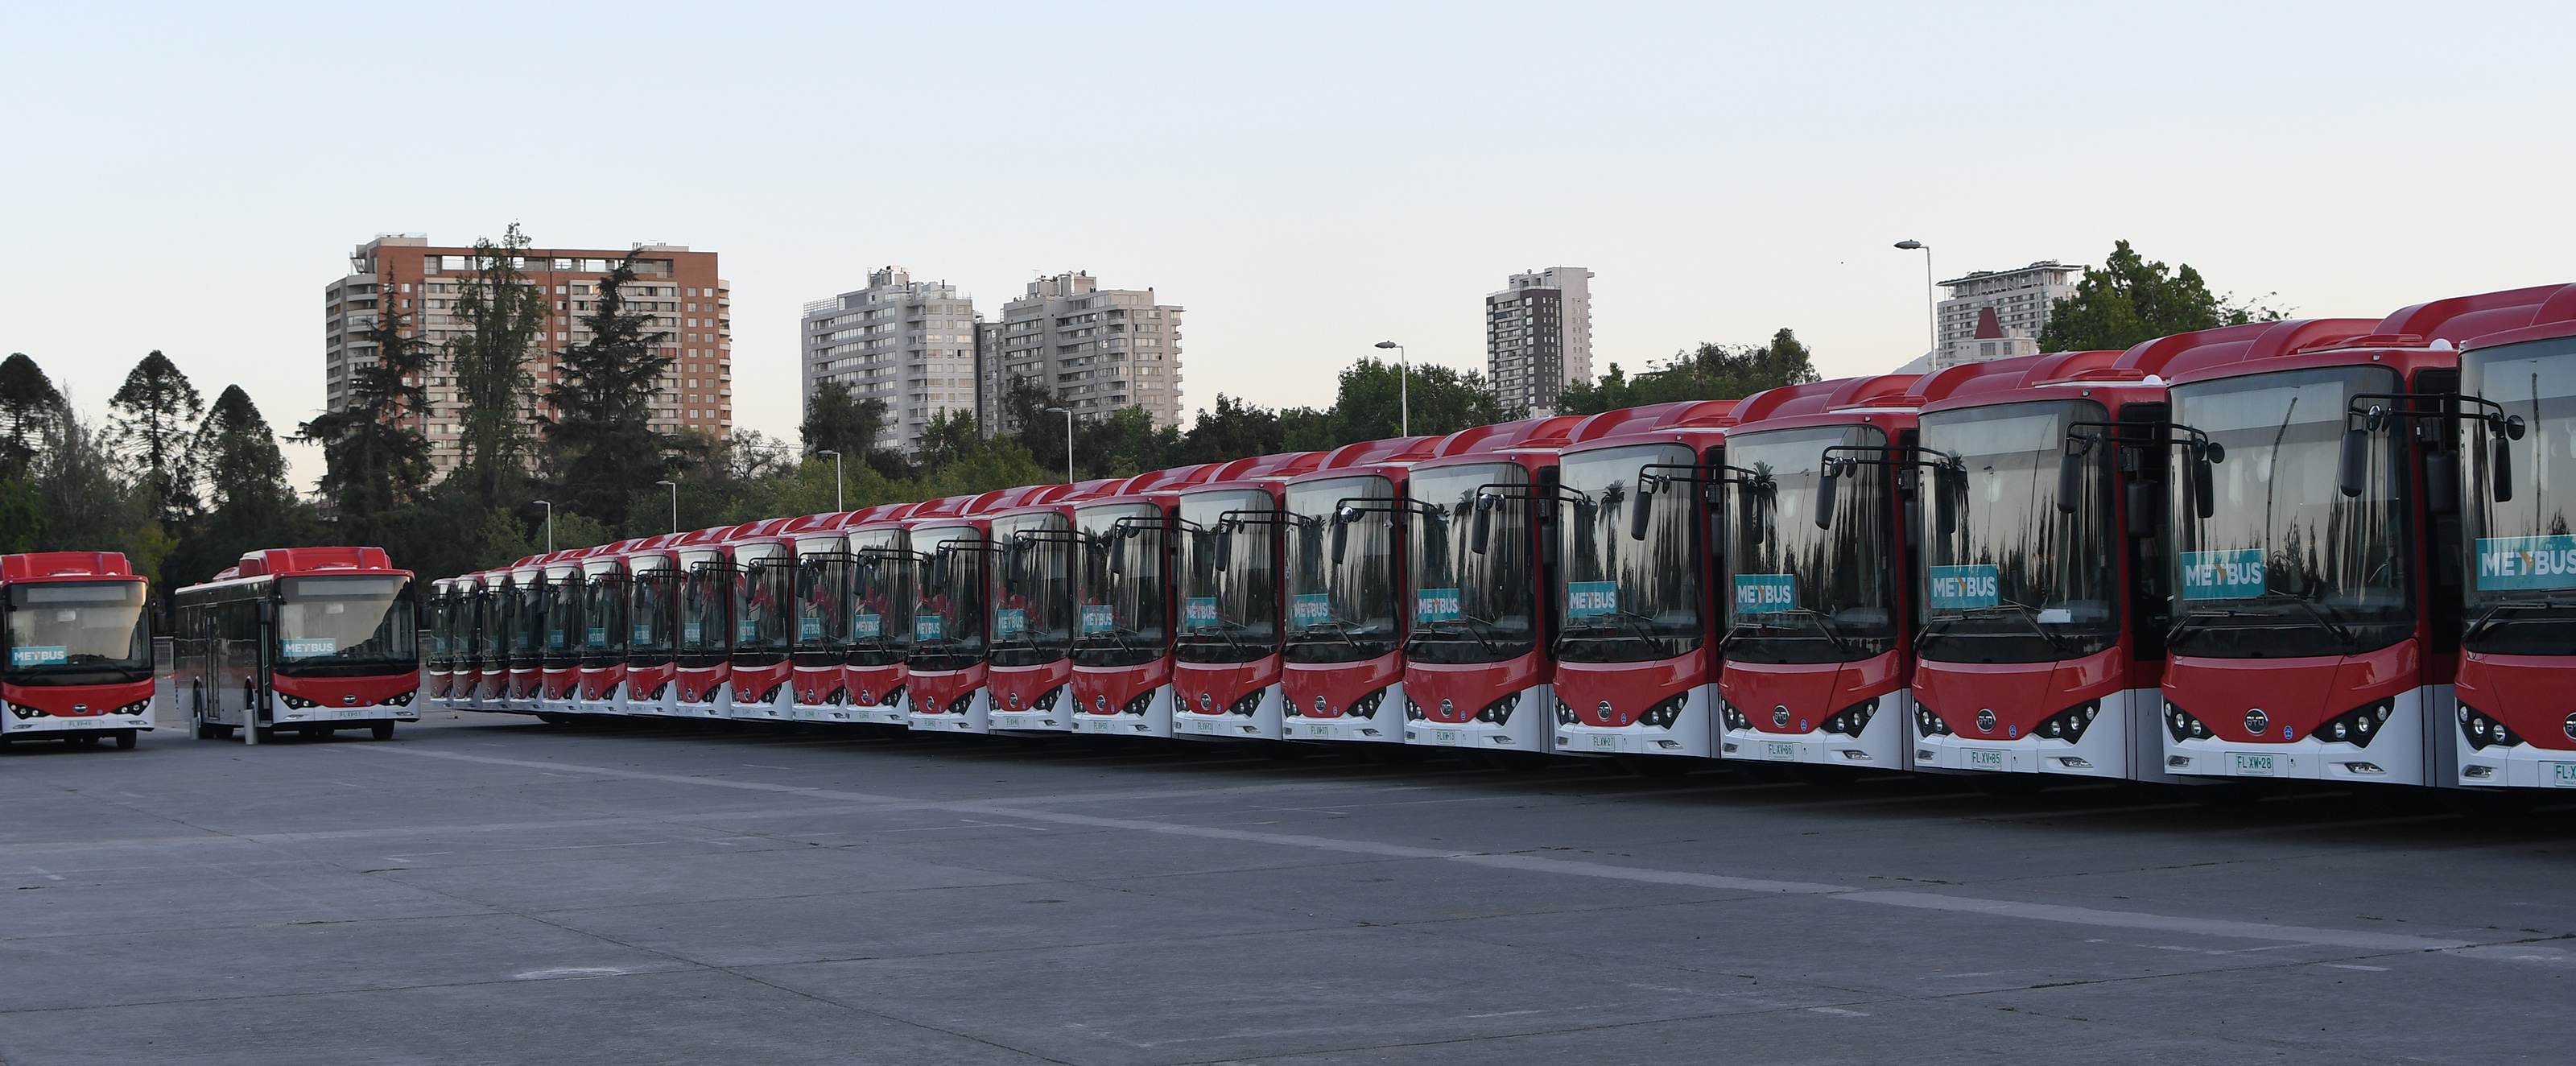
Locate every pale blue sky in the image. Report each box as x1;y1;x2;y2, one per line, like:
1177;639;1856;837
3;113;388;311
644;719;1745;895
3;2;2570;490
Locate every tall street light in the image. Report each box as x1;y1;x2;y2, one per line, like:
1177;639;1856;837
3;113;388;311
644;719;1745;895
816;449;843;512
1044;407;1074;485
1374;341;1407;436
530;499;555;553
656;480;678;533
1894;240;1937;359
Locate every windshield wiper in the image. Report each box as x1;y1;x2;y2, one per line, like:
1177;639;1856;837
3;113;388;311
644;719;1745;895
2254;593;2355;648
2466;597;2576;640
1955;600;2066;652
1729;608;1852;654
1296;616;1368;651
1418;614;1501;655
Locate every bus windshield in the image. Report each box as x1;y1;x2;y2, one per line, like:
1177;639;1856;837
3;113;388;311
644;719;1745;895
992;512;1075;668
913;525;988;671
793;536;852;667
731;543;792;667
1917;400;2119;664
477;582;506;669
6;579;149;685
849;528;914;668
540;567;580;667
1724;425;1900;665
1285;475;1400;665
276;574;418;677
626;563;675;665
2170;365;2410;658
580;563;625;667
1177;489;1281;665
1074;503;1168;669
1407;462;1539;666
676;552;730;666
2461;337;2576;655
1558;443;1703;663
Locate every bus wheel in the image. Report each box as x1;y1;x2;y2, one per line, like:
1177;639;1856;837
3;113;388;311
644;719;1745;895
194;717;218;741
253;726;277;743
537;713;576;725
370;723;396;741
114;730;136;750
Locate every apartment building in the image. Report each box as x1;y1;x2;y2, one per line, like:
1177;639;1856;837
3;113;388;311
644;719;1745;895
991;272;1184;435
1486;266;1593;414
324;234;728;477
1934;260;2079;369
800;267;981;454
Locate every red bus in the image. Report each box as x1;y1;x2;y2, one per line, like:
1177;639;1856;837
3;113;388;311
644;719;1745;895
1067;465;1224;738
0;552;155;750
174;547;419;742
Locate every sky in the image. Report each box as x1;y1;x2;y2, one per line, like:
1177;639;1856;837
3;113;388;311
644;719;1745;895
4;2;2572;492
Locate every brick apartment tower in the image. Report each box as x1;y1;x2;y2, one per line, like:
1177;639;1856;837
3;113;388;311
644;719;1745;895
326;235;730;477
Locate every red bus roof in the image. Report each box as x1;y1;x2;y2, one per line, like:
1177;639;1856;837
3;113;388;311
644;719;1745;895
1;552;136;581
221;546;403;581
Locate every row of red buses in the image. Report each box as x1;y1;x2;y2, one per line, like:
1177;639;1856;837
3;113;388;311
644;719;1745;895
424;280;2576;801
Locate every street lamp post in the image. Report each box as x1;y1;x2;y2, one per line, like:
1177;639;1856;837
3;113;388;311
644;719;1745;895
816;449;843;512
656;480;678;533
530;499;554;553
1894;240;1937;360
1374;341;1407;436
1044;407;1074;485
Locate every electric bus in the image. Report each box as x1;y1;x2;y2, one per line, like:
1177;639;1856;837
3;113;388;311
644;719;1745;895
175;547;418;742
782;509;886;725
989;480;1125;733
471;569;509;708
0;552;154;749
1546;402;1739;764
537;549;587;718
2453;285;2576;789
906;492;1017;733
425;576;459;704
622;534;688;717
726;518;801;723
575;543;636;716
1068;465;1222;738
1397;415;1583;754
1282;437;1438;746
1909;350;2190;783
1172;452;1324;741
2152;291;2566;787
847;502;929;727
671;527;737;717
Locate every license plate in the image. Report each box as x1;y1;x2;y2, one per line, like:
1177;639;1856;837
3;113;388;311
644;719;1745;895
2233;753;2276;777
1194;720;1216;734
1968;749;2004;771
1434;729;1459;745
336;709;367;719
67;718;97;729
1589;733;1617;750
1308;724;1332;738
1765;742;1797;762
2550;763;2576;788
1087;720;1111;733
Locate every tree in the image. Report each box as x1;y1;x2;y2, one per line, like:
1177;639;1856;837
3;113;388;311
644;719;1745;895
169;386;311;586
1323;357;1509;443
31;407;170;584
303;286;434;543
801;379;902;478
0;353;67;480
105;351;206;527
542;252;676;528
1178;395;1288;465
1557;328;1823;415
446;225;549;508
2037;240;2280;353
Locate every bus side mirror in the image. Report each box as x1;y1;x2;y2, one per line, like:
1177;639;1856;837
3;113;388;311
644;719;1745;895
2193;449;2218;520
2337;426;2371;498
1813;462;1839;530
256;600;273;626
1935;471;1958;534
2055;451;2083;514
1108;534;1127;576
2128;481;2154;538
2425;452;2458;517
1471;495;1493;555
2495;414;2524;503
1214;527;1232;572
1629;481;1654;541
927;554;947;596
1330;507;1352;565
1001;543;1022;593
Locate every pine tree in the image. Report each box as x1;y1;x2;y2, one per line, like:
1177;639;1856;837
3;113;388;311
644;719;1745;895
300;291;434;542
106;350;207;528
540;253;675;527
447;225;548;508
0;353;68;480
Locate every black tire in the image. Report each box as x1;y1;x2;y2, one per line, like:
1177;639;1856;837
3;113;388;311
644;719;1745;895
194;717;217;741
370;722;395;741
252;726;276;743
114;730;136;750
537;713;576;725
214;725;235;740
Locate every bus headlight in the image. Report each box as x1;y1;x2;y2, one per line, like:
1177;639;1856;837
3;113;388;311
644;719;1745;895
1823;697;1878;738
117;699;151;717
2166;703;2213;743
1476;692;1521;725
383;690;415;707
1228;689;1265;716
1721;700;1751;732
1348;688;1387;720
280;692;317;709
10;704;48;719
1408;698;1429;721
946;693;976;717
1635;692;1685;729
1121;691;1155;717
1915;705;1954;738
1033;686;1063;712
2459;704;2521;750
2318;699;2392;747
1555;699;1577;726
2038;700;2099;744
877;684;904;709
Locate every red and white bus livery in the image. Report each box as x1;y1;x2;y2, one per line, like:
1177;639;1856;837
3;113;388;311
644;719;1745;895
989;481;1125;733
1;552;155;749
1172;452;1325;742
174;547;419;742
1067;466;1223;738
1282;438;1438;746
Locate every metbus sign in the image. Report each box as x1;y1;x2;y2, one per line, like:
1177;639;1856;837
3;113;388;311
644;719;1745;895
2178;549;2266;599
2475;535;2576;590
1924;564;1998;609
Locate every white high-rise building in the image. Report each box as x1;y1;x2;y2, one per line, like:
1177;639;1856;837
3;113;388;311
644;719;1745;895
1486;266;1593;414
991;272;1184;435
1934;261;2080;369
800;267;983;454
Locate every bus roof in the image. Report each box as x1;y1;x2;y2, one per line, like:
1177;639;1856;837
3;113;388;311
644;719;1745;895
212;546;404;583
0;552;137;582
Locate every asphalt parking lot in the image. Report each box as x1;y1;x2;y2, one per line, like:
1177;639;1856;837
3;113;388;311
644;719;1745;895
2;711;2570;1065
